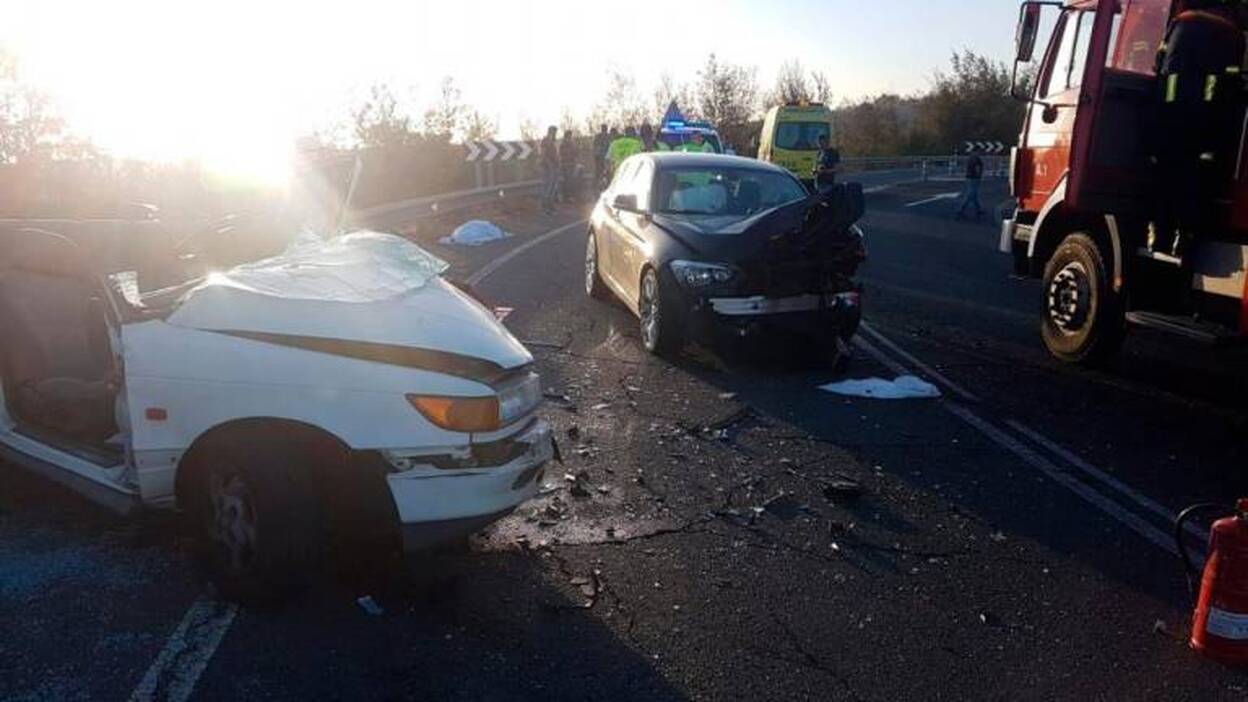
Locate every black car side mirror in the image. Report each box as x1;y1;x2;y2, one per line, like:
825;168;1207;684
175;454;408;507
613;194;639;212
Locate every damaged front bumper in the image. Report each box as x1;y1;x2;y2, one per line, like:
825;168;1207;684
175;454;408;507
384;419;552;551
687;290;862;341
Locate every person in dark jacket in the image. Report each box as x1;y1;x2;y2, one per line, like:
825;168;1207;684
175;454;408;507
1154;0;1246;252
812;134;840;193
559;129;579;203
540;125;559;214
955;154;984;220
593;124;610;191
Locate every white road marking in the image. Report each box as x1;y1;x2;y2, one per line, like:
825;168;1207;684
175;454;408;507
467;219;588;286
942;403;1179;556
859;323;980;402
1007;420;1207;544
850;334;911;377
903;192;960;208
856;322;1198;558
128;595;238;702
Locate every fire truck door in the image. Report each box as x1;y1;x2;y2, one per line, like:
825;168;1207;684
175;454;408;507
1068;0;1164;214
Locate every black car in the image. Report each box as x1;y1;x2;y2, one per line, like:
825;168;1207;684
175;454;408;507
585;152;866;356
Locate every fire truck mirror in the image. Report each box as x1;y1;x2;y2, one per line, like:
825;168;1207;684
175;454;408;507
1016;3;1042;63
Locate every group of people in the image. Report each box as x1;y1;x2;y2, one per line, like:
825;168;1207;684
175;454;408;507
537;122;718;213
538;126;582;215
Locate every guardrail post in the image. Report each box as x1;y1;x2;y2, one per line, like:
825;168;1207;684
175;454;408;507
921;159;928;182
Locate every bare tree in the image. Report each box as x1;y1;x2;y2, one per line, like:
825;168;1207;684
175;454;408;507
811;70;834;105
518;117;540;141
596;68;648;129
695;53;759;128
349;83;418;148
462;109;497;142
422;76;464;140
0;49;69;164
559;107;579;136
653;72;694;118
769;59;812;106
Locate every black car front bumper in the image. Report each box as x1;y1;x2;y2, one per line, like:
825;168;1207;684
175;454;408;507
681;288;862;343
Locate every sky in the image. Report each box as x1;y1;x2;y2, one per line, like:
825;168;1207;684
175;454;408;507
0;0;1019;183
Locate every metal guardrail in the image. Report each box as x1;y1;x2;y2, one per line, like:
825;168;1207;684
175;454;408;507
353;180;543;229
351;152;1010;230
840;155;1010;179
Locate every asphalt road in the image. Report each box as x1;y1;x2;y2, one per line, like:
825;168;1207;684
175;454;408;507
4;174;1248;700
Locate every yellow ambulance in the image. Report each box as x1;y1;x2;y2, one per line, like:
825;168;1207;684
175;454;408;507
757;103;835;186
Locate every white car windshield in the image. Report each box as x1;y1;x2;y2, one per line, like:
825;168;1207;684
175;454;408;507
654;167;807;217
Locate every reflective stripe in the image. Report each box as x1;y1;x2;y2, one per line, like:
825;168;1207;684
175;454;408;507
1228;66;1242;74
1166;73;1179;103
1206;74;1219;102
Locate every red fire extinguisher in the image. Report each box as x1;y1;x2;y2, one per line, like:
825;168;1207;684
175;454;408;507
1176;500;1248;664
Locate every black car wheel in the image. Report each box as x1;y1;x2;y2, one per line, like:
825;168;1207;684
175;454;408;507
1040;232;1124;364
585;230;608;300
639;267;682;356
192;437;325;604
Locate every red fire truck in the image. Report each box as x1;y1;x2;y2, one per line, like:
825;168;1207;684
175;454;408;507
1002;0;1248;363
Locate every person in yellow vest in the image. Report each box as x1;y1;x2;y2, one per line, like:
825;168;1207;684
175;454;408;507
606;126;644;176
679;131;715;153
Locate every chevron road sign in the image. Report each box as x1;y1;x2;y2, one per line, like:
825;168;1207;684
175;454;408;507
963;140;1006;154
465;140;535;162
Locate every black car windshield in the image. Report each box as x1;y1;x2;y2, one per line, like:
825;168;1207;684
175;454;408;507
654;167;807;217
775;121;830;150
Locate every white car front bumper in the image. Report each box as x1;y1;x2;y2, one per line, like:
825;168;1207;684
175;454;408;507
386;419;552;550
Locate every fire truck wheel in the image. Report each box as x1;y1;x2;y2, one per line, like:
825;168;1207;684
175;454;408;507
1040;232;1124;364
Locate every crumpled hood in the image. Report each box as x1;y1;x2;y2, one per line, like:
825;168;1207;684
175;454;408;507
166;231;532;370
649;199;811;261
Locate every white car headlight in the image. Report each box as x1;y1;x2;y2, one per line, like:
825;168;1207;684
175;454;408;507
497;371;542;426
670;260;736;289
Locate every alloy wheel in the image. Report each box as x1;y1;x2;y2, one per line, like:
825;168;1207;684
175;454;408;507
209;471;258;574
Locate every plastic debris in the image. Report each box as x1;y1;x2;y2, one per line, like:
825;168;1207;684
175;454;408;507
356;595;385;616
439;220;511;246
818;375;941;400
821;477;864;500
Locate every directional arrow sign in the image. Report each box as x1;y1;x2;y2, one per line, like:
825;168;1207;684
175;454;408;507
482;140;499;162
465;142;481;162
516;141;532;160
499;141;516;161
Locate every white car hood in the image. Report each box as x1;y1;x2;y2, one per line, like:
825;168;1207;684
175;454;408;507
166;231;532;370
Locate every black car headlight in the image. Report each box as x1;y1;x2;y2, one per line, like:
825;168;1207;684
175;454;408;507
669;260;737;289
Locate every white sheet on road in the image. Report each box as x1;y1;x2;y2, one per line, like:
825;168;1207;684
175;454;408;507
819;375;942;399
440;220;511;246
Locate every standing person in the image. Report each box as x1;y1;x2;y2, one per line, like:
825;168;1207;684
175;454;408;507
640;123;658;152
812;133;840;193
1152;0;1246;254
606;126;643;177
540;125;559;215
955;153;984;220
560;129;579;203
593;124;610;190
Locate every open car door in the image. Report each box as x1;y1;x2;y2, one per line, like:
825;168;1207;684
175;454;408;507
1068;0;1171;213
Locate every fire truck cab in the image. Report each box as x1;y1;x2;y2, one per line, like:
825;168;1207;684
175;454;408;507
1003;0;1248;363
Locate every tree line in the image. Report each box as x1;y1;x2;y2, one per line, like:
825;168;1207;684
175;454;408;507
0;47;1023;217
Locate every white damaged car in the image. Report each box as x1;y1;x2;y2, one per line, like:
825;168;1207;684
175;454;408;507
0;227;551;601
